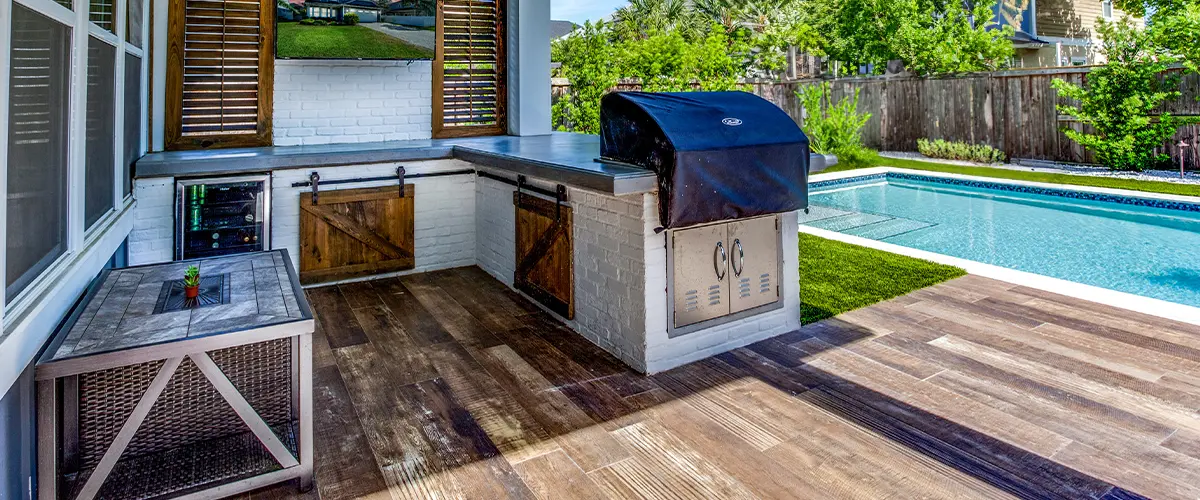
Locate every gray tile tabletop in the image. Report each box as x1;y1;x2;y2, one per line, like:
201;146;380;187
44;250;312;363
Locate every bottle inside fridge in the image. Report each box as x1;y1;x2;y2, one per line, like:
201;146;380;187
176;175;270;260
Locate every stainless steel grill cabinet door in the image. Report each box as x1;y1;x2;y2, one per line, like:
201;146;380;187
728;215;781;314
672;224;729;327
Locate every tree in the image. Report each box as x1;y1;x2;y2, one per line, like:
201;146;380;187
1149;2;1200;73
551;22;619;133
807;0;1013;76
1052;18;1199;170
618;26;746;92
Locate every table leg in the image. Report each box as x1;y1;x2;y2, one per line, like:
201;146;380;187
36;380;57;500
298;332;314;492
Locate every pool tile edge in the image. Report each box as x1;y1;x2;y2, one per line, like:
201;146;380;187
810;167;1200;213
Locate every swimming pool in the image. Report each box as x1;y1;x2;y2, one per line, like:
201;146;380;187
803;173;1200;308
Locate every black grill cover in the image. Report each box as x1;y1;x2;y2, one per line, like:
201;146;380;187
600;91;809;229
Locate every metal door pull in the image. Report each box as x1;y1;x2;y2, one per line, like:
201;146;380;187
715;241;727;281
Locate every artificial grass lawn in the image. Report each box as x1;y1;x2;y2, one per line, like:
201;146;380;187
799;233;965;324
277;23;434;60
825;153;1200;198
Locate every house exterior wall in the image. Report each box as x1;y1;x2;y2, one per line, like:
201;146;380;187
1015;43;1094;67
1036;0;1135;46
272;60;433;146
0;364;35;500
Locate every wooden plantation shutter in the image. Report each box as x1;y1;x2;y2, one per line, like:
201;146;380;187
433;0;506;138
165;0;274;149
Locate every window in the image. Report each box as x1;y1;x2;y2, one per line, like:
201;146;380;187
91;0;116;32
433;0;506;138
127;0;144;48
6;4;72;303
85;38;118;229
124;54;144;198
166;0;274;150
1102;0;1113;19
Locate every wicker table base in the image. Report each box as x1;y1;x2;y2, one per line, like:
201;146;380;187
36;251;315;500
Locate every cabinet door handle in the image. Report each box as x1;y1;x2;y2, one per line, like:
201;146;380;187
732;238;745;277
715;241;727;281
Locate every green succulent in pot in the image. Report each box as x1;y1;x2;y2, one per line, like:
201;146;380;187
183;265;201;298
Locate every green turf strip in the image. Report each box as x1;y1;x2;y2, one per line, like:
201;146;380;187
799;233;965;324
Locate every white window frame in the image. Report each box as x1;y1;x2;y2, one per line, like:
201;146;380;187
1;0;145;393
1102;0;1113;20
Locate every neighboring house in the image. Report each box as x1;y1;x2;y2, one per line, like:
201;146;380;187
550;20;579;41
993;0;1140;67
303;0;383;22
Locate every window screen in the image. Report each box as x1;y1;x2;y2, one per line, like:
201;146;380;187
85;38;117;229
124;53;143;198
90;0;116;32
6;4;71;303
127;0;144;48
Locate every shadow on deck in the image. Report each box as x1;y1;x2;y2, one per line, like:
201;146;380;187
245;266;1200;500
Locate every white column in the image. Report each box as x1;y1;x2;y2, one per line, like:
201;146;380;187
506;0;551;136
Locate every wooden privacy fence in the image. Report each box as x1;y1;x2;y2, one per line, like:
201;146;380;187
552;68;1200;168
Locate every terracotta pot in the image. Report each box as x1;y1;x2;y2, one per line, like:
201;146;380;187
185;285;200;299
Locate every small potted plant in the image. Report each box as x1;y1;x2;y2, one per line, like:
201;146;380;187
183;265;201;299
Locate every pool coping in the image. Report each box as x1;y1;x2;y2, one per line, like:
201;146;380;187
805;167;1200;327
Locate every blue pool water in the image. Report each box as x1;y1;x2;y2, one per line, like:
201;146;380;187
803;174;1200;307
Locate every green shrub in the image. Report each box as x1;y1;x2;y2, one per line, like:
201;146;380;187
299;18;315;25
1051;18;1199;171
797;82;872;158
343;13;359;25
314;19;329;26
917;138;1006;164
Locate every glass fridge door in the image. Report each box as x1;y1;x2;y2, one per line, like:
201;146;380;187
176;175;271;260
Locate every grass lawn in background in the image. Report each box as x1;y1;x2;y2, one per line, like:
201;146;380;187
825;152;1200;198
277;23;434;59
799;232;965;324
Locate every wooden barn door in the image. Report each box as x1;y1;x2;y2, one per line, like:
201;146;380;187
299;185;415;285
514;192;574;319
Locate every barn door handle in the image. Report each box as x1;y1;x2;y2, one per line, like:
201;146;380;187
555;185;567;222
715;241;727;281
310;172;320;205
732;238;744;277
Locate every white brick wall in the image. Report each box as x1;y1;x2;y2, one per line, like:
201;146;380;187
129;177;176;265
475;172;651;370
128;159;476;277
272;159;476;275
273;60;433;146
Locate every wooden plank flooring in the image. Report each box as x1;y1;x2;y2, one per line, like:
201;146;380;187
242;268;1200;500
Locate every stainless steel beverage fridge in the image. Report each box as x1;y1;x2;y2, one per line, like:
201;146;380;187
176;175;271;260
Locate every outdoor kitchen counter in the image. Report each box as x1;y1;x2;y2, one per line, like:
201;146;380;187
135;133;659;195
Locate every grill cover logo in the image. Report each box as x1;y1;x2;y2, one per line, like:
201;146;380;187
722;117;743;126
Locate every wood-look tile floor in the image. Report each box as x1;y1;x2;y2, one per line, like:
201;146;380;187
243;267;1200;500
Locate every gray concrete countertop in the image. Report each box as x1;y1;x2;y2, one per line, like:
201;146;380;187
39;250;312;368
136;133;659;195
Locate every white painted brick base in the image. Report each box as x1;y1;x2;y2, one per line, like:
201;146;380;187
272;159;476;275
273;60;433;147
474;168;801;374
128;159;476;276
129;177;176;265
